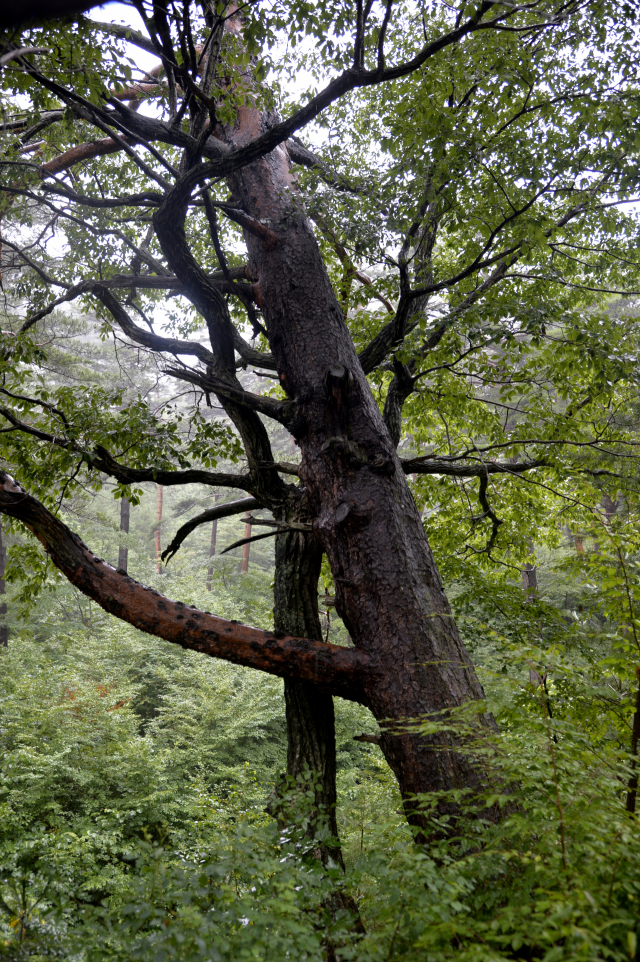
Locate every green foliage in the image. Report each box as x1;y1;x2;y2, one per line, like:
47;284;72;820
3;510;640;959
2;0;640;958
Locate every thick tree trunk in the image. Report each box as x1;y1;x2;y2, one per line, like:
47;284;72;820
118;496;130;574
216;103;494;820
273;495;342;865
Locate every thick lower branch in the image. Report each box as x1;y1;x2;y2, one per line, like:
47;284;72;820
0;472;367;701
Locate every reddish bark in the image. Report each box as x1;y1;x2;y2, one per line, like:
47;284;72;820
42;137;127;174
0;472;368;701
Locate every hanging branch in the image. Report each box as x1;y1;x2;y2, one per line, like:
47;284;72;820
162;496;261;563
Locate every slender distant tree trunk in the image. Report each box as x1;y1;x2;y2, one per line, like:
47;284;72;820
118;496;130;574
206;494;221;591
522;540;543;686
241;511;251;573
522;540;538;601
0;519;7;648
155;485;163;573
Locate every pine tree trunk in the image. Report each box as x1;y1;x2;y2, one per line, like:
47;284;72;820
118;496;130;574
190;102;498;822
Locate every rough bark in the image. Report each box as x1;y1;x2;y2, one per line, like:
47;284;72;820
196;94;495;820
0;471;368;700
273;495;341;864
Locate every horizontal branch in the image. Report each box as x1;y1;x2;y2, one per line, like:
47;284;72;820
232;333;277;370
162;496;259;562
0;472;367;701
220;528;281;554
92;287;217;364
0;406;254;490
401;457;547;477
164;366;293;424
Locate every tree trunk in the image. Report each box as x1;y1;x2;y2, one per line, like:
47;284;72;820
241;511;251;573
273;497;364;952
522;540;538;601
0;519;7;648
155;484;163;573
273;495;342;865
118;496;130;574
209;95;495;821
206;494;221;590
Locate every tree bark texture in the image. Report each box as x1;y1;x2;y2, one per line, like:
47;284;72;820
0;471;367;699
273;495;342;864
177;91;496;817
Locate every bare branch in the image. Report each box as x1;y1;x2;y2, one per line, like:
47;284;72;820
162;496;260;562
401;457;547;477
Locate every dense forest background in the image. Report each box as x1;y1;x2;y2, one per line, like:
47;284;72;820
2;0;640;959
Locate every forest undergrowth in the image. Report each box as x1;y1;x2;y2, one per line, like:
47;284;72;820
2;510;640;962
